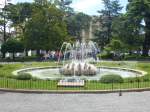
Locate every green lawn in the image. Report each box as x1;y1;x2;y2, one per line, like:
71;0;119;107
0;62;59;78
0;61;150;90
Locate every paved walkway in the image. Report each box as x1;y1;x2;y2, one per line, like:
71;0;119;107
0;91;150;112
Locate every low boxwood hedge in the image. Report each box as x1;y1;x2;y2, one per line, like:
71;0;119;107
100;74;124;83
16;73;32;80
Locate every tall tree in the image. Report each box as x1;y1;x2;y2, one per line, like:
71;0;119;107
34;0;48;5
127;0;150;56
0;4;13;43
65;13;91;40
52;0;73;14
24;5;68;55
112;14;144;53
6;3;33;35
0;17;4;43
95;0;122;48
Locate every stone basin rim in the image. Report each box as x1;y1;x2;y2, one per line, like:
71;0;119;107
12;66;147;77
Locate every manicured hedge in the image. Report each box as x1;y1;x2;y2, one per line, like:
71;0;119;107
16;73;32;80
100;74;124;83
97;53;114;59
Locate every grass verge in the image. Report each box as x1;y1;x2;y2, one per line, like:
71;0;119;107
0;61;150;90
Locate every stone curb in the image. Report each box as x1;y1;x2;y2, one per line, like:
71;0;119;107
0;88;150;94
12;66;61;75
100;66;147;76
12;66;147;77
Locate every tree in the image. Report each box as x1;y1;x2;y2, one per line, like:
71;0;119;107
24;5;68;56
65;13;91;40
5;3;34;57
127;0;150;56
105;39;125;60
6;3;33;35
0;4;13;43
60;0;74;16
34;0;48;5
105;39;124;53
0;18;4;43
112;14;144;54
95;0;122;47
0;5;14;58
1;39;24;60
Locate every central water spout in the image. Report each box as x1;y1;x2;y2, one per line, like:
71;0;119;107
59;41;98;77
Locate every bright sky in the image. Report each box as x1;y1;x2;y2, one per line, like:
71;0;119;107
0;0;128;15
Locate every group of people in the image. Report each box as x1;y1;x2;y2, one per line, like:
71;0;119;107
40;51;63;61
40;49;99;61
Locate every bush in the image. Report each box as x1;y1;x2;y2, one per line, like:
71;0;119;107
7;74;16;79
1;39;24;60
16;73;32;80
97;53;114;59
32;77;39;81
0;65;3;68
124;54;139;60
142;76;150;82
126;78;135;83
135;77;141;82
100;74;124;83
124;54;150;60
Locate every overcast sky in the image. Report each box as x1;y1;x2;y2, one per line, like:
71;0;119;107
0;0;128;15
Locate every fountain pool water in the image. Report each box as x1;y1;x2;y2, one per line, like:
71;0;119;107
19;67;143;81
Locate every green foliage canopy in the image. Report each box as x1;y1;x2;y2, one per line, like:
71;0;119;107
24;5;68;51
1;39;24;59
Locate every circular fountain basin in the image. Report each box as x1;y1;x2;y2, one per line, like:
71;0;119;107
13;67;147;81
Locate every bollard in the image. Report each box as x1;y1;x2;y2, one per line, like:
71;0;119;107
119;90;122;96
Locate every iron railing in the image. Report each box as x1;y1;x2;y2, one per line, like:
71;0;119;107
0;78;150;91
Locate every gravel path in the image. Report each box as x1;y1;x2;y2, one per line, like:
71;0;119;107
0;91;150;112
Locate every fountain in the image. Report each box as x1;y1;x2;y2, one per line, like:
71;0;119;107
57;40;99;86
60;62;97;76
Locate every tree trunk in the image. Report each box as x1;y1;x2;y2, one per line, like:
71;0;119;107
107;11;112;44
25;49;28;57
129;51;133;55
2;53;6;59
36;49;40;56
36;49;42;61
142;18;150;56
12;53;15;60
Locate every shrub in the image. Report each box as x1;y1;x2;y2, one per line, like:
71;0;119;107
124;54;139;60
32;77;39;81
135;78;141;82
16;73;32;80
1;39;24;60
100;74;124;83
97;53;114;59
124;54;150;60
7;74;16;79
0;65;3;68
142;76;149;82
126;78;135;83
